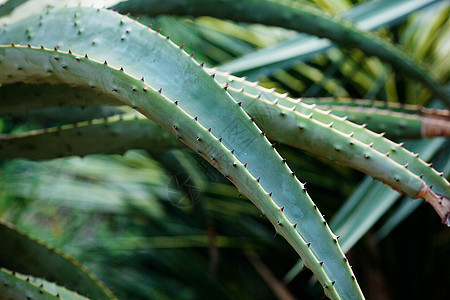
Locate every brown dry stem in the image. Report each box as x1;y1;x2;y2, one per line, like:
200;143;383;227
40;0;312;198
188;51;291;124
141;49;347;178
421;117;450;137
416;183;450;226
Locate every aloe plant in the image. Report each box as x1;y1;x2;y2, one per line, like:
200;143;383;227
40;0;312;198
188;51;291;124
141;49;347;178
0;1;448;299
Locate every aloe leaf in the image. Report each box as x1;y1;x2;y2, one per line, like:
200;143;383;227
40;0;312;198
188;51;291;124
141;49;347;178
284;137;447;283
112;0;449;102
0;42;362;300
0;82;121;114
374;141;450;242
226;87;450;224
0;0;121;24
214;72;450;221
332;138;446;252
0;0;28;18
0;220;115;299
310;105;450;139
303;97;450;115
0;114;180;160
0;268;88;300
216;0;442;77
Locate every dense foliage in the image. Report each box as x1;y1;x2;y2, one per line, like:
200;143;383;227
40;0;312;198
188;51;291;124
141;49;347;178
0;0;448;299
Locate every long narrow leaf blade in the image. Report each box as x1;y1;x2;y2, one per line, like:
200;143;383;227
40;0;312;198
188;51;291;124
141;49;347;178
218;0;442;77
0;220;115;299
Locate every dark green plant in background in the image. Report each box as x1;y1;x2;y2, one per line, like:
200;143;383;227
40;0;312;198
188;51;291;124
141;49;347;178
0;0;449;299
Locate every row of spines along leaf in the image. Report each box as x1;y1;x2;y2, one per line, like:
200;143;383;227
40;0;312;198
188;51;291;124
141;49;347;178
300;97;450;118
317;107;450;139
111;0;449;103
217;73;450;223
0;44;362;299
0;268;88;299
0;220;115;299
1;81;447;223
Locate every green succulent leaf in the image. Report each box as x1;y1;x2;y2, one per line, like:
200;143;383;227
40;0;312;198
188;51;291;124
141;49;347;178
283;137;448;284
0;113;180;159
217;0;442;77
0;220;115;299
0;267;89;300
308;102;450;139
215;72;450;223
0;0;28;18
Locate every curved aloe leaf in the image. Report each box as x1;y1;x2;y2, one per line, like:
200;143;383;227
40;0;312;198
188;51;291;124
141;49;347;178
0;42;362;300
0;268;88;300
311;106;450;139
215;72;450;220
0;0;28;18
226;87;450;225
374;141;450;241
1;44;448;222
0;220;115;299
284;137;448;284
302;97;450;116
217;0;443;76
0;82;120;114
112;0;449;103
331;138;447;252
0;114;180;160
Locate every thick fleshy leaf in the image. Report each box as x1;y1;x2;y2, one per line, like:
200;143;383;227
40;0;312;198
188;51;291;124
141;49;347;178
0;220;115;299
